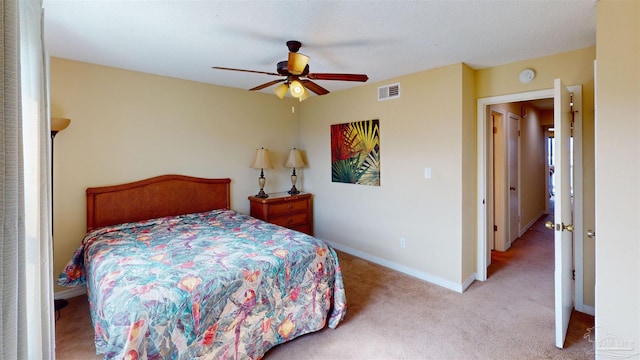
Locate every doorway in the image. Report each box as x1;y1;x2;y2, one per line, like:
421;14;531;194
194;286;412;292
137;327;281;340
476;87;587;311
478;85;587;348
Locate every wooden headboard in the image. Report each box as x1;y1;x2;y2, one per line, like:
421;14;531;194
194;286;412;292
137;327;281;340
86;175;231;231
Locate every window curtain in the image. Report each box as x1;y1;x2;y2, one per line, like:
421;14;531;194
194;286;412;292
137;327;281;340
1;0;55;359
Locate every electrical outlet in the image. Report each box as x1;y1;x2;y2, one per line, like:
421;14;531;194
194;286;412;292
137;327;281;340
400;238;406;249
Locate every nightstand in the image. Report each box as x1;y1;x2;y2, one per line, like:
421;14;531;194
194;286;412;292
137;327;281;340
249;192;312;235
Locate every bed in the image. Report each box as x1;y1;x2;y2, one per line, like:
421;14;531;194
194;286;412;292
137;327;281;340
58;174;346;360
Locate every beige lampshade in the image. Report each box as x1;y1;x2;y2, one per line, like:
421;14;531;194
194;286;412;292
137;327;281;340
51;117;71;132
288;52;309;75
289;80;305;98
298;87;310;102
274;83;288;99
285;148;306;168
251;148;274;169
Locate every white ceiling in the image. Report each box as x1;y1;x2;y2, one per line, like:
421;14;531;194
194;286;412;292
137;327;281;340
42;0;597;96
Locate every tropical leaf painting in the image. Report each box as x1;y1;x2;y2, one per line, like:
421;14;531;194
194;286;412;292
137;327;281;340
331;119;380;186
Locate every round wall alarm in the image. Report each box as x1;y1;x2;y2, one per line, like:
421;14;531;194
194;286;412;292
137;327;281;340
519;69;536;84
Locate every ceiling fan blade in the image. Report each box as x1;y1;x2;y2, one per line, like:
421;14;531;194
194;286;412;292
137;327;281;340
212;66;280;77
301;80;330;95
307;73;369;82
249;79;286;91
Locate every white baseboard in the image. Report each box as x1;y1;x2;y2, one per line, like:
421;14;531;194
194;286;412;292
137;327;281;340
325;239;471;294
461;272;476;292
520;210;547;236
54;286;86;300
576;303;595;316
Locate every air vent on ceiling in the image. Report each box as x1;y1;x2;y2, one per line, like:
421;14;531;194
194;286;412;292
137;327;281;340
378;83;400;101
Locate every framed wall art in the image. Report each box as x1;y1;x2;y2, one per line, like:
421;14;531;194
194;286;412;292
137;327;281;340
330;119;380;186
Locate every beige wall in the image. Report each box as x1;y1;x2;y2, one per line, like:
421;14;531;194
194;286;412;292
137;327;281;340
300;46;595;294
595;0;639;352
518;105;546;227
300;63;471;288
50;58;300;293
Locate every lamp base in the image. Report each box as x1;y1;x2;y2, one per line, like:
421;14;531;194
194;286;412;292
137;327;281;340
288;185;300;195
255;189;269;198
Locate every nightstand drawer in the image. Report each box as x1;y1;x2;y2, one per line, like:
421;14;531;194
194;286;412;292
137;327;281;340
291;223;311;235
268;199;308;216
248;192;313;236
270;212;309;228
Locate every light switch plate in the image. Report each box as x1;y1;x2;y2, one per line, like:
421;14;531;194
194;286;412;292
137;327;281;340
424;168;432;179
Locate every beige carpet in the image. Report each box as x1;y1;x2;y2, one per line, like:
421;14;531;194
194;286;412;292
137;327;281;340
55;213;594;359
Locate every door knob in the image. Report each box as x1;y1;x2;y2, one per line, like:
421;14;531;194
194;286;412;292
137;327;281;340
587;230;595;238
545;221;573;232
510;186;517;191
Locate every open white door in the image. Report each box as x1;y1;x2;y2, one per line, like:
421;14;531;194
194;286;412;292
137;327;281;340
551;78;574;348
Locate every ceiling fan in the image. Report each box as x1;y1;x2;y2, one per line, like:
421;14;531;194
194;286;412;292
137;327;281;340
212;40;369;101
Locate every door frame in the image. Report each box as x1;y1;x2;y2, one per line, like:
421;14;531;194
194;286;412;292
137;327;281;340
476;87;585;311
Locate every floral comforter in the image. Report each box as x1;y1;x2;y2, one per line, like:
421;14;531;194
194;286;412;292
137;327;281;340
58;209;346;359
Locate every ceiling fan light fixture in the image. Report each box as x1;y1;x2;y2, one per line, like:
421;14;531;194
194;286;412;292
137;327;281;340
274;83;288;99
213;41;369;99
288;52;309;75
289;80;305;98
299;87;310;102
